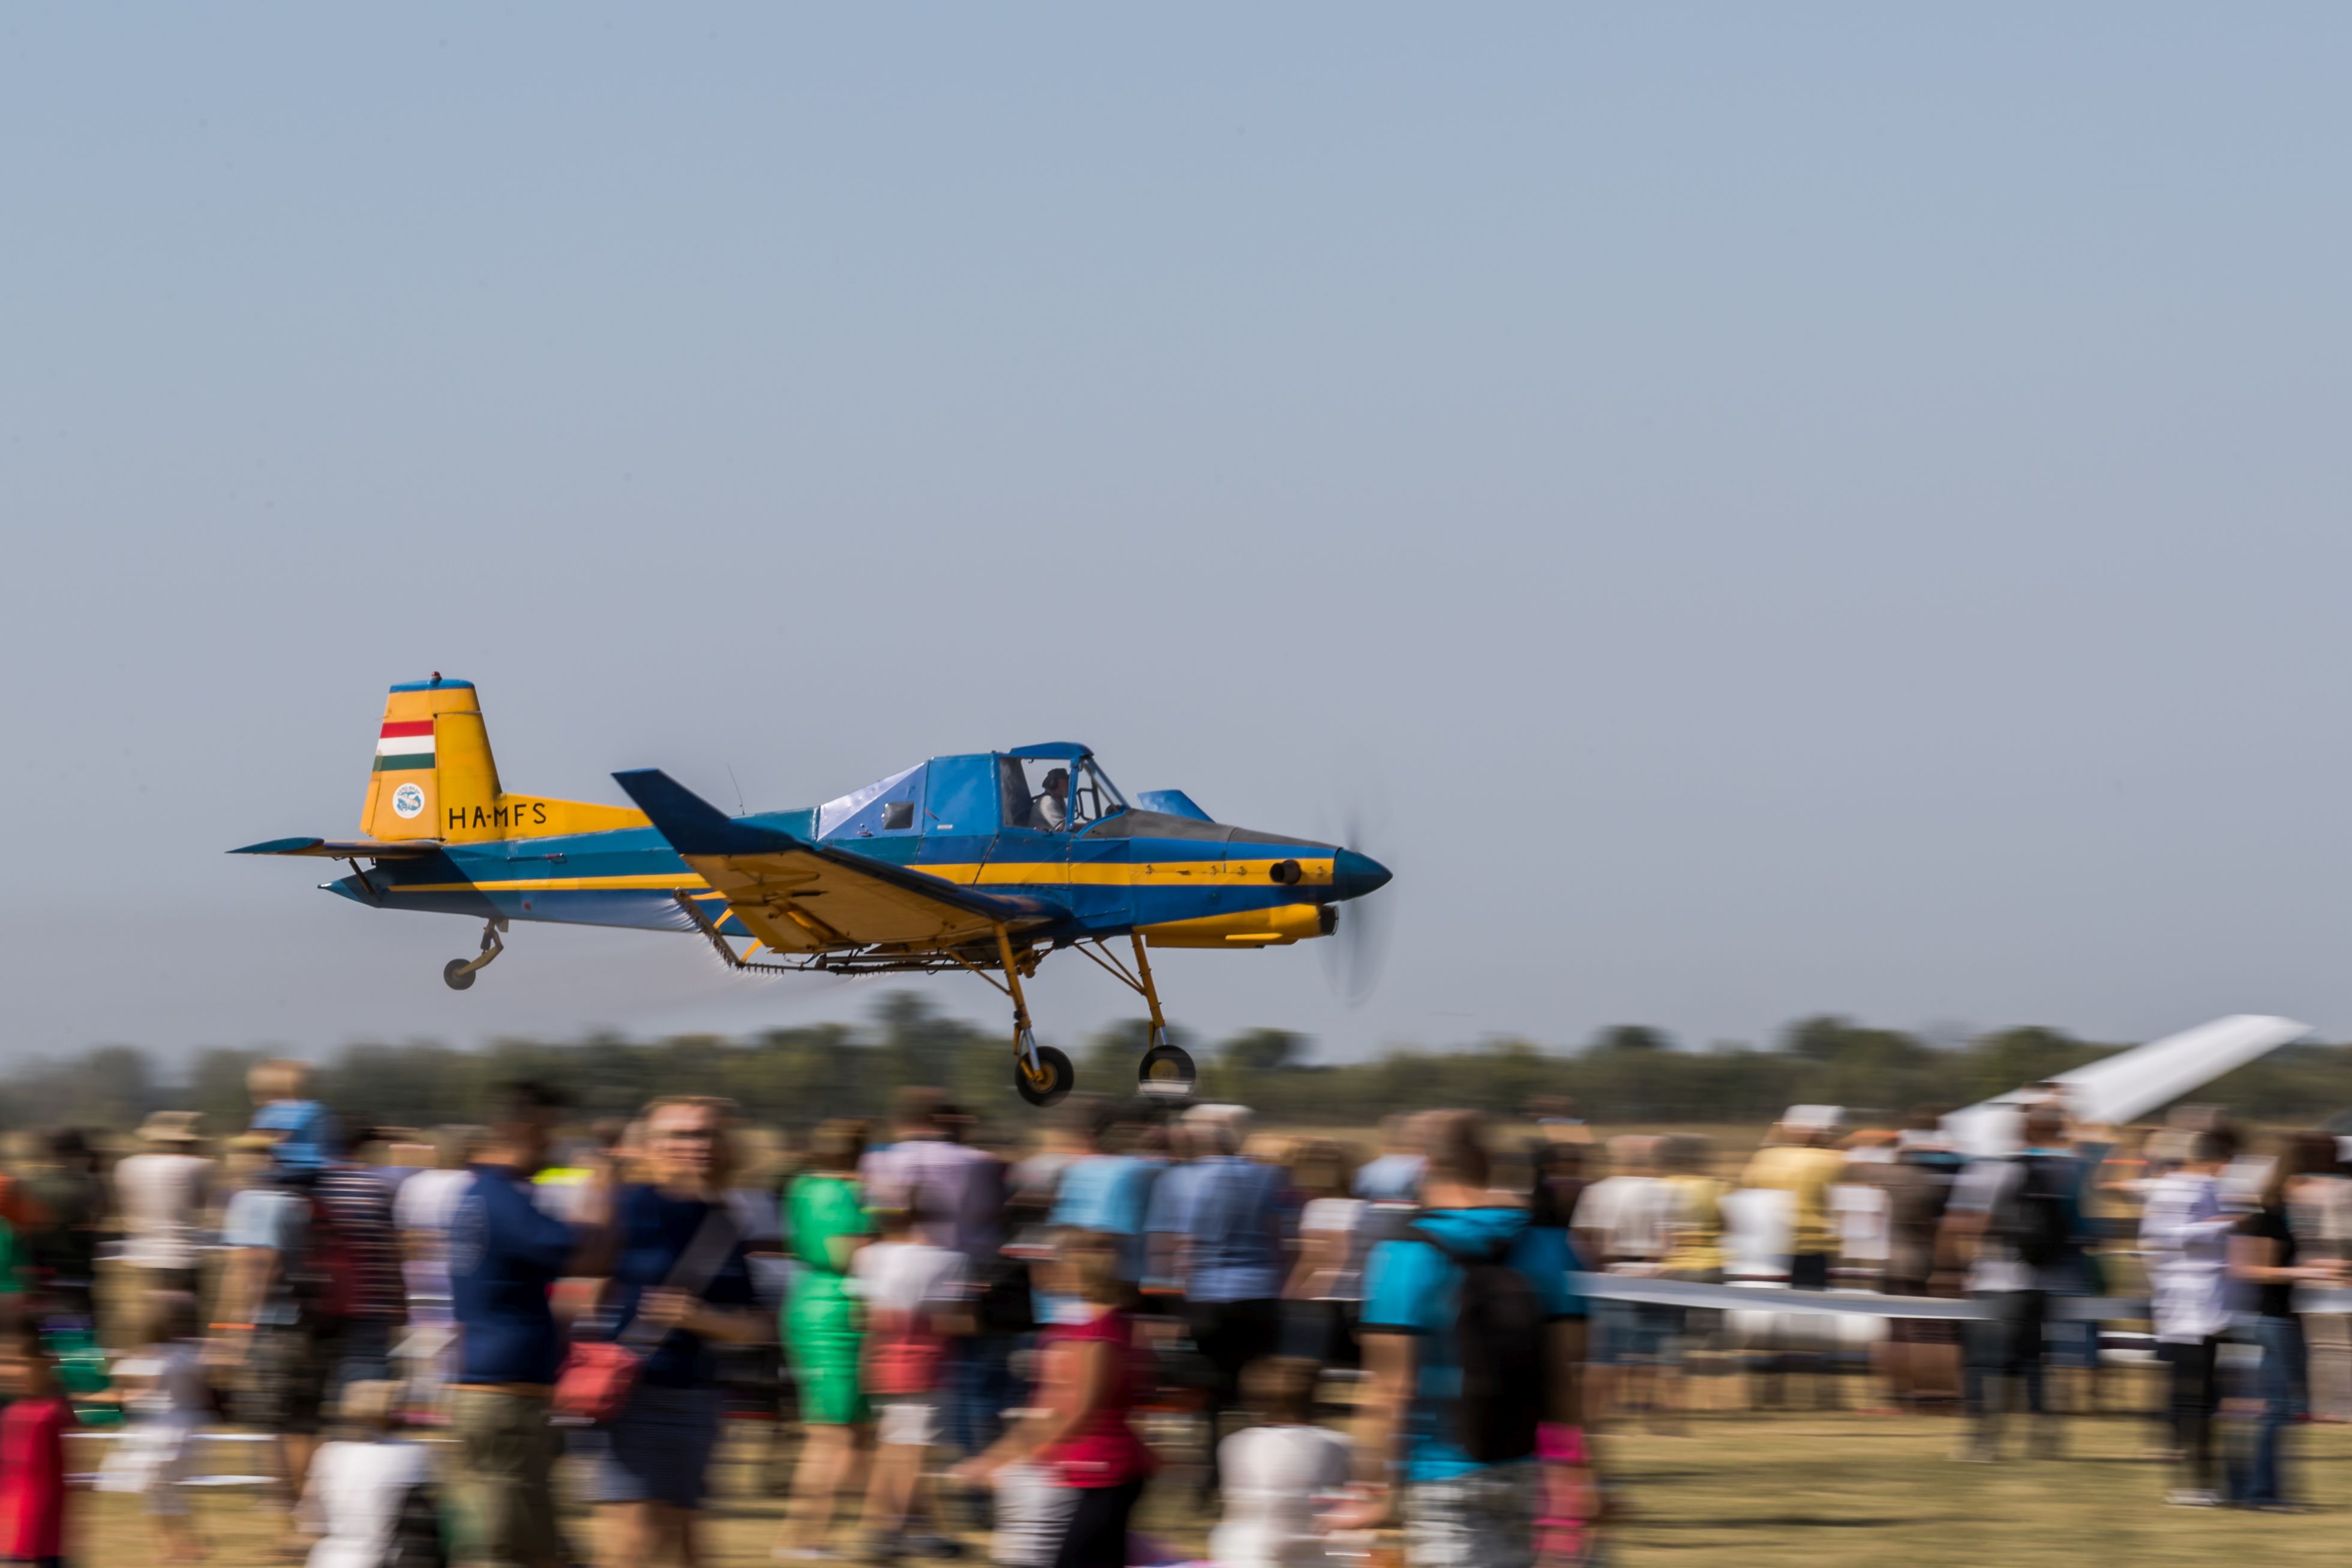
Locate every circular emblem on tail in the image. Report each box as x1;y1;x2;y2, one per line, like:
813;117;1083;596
392;782;425;819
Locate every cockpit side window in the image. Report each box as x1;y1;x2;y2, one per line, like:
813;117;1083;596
1002;757;1080;831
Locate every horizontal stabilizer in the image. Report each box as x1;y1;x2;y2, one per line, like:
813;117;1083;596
229;837;443;860
609;769;794;857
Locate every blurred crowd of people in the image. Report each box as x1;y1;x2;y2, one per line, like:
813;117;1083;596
0;1061;2336;1565
1562;1094;2352;1512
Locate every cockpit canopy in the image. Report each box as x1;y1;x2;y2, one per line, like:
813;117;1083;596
814;746;1126;841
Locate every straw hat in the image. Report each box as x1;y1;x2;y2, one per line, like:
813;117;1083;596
137;1111;205;1147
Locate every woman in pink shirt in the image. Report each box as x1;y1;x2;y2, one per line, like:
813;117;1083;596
956;1230;1154;1568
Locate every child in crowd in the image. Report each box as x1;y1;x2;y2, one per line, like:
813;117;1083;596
296;1381;441;1568
247;1059;333;1176
0;1327;74;1568
955;1231;1154;1568
855;1200;973;1557
1208;1358;1350;1568
96;1291;210;1562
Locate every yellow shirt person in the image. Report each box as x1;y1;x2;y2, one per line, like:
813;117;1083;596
1741;1138;1847;1261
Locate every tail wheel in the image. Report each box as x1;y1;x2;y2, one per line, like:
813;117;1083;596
442;959;478;992
1015;1045;1076;1108
1137;1043;1197;1097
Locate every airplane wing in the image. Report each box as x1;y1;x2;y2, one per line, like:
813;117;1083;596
613;768;1066;954
229;837;443;860
1947;1013;2311;1155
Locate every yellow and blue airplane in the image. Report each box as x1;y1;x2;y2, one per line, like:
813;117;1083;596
233;677;1393;1104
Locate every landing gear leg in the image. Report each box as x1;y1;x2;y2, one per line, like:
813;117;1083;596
443;918;507;991
1131;933;1196;1096
996;926;1072;1107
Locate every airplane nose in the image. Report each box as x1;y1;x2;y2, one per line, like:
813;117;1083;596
1332;848;1392;902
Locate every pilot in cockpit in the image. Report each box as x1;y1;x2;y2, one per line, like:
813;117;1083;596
1035;767;1070;830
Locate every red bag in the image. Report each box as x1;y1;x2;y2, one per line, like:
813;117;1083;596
552;1339;642;1425
865;1308;948;1398
552;1205;735;1425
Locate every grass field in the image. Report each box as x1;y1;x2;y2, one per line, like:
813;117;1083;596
64;1402;2352;1566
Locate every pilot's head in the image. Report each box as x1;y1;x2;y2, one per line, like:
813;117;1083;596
1042;768;1069;792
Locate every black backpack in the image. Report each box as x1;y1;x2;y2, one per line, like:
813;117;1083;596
1993;1152;2074;1270
1410;1222;1546;1465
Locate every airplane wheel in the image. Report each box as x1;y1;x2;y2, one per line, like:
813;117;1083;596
1137;1043;1196;1097
1016;1046;1075;1108
443;959;477;992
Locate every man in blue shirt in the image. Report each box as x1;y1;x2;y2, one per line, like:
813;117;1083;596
449;1080;606;1568
1348;1111;1590;1568
1046;1098;1165;1314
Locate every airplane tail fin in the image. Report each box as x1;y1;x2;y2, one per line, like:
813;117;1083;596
362;676;501;842
361;677;647;842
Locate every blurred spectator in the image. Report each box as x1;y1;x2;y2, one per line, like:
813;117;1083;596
778;1118;875;1560
1282;1139;1366;1367
1149;1104;1285;1497
954;1229;1155;1568
23;1129;106;1323
1573;1137;1672;1420
1659;1136;1726;1282
113;1112;213;1300
249;1058;334;1177
1209;1356;1351;1568
855;1195;973;1556
314;1133;409;1399
2141;1126;2239;1506
0;1325;72;1568
1348;1110;1588;1568
2293;1140;2352;1420
448;1079;600;1568
393;1127;484;1404
1942;1102;2078;1461
1740;1119;1846;1290
296;1380;441;1568
214;1149;337;1512
1869;1109;1964;1410
591;1097;764;1566
1047;1100;1167;1312
1353;1115;1428;1252
861;1087;1013;1456
95;1291;209;1563
2227;1130;2344;1509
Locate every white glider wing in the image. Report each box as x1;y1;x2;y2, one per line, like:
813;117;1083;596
1947;1013;2311;1156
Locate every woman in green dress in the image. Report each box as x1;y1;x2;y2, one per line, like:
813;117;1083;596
777;1118;873;1558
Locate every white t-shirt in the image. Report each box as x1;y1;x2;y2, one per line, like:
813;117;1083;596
394;1167;473;1242
115;1152;212;1271
1719;1185;1794;1280
852;1239;969;1315
395;1166;476;1308
2141;1170;2236;1343
301;1437;434;1568
1830;1182;1891;1265
1573;1175;1674;1265
1298;1197;1368;1302
1209;1423;1352;1568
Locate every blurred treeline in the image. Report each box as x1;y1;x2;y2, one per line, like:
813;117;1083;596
8;998;2350;1136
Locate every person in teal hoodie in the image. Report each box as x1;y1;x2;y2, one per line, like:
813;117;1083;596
1345;1110;1592;1568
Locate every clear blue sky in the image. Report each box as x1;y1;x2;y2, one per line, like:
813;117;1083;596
4;7;2349;1065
